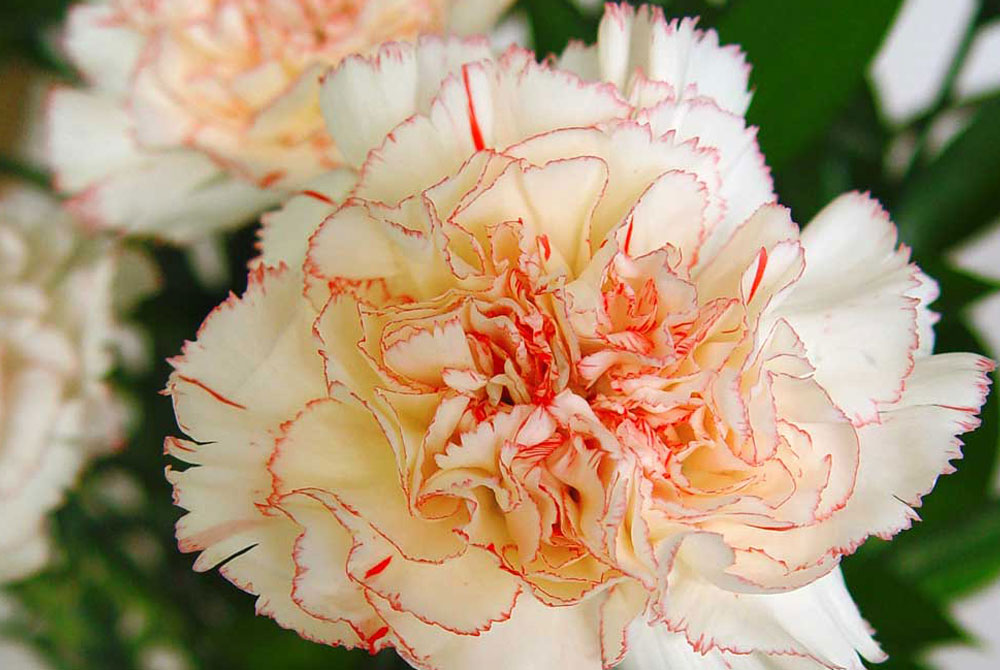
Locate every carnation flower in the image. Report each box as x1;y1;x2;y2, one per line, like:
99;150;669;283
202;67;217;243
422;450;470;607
47;0;513;243
0;184;126;583
166;5;994;669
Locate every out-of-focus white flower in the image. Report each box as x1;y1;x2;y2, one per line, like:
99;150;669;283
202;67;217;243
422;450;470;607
0;641;52;670
47;0;515;243
0;184;127;583
166;5;992;669
0;594;52;670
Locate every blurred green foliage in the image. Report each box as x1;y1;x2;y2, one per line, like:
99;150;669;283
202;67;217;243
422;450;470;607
2;1;999;669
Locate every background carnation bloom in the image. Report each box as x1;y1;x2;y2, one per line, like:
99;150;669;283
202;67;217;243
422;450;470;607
47;0;513;243
0;184;127;583
166;4;993;669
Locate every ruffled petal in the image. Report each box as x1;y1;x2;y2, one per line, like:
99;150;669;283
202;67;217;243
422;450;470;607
507;123;722;258
167;265;326;441
777;193;922;425
451;157;609;272
622;621;857;670
322;37;494;168
653;541;884;669
336;505;522;635
256;169;357;269
268;396;466;562
370;590;604;670
62;4;144;94
215;504;365;648
730;353;993;572
166;265;329;620
637;98;775;265
447;0;517;36
352;54;629;206
67;149;281;242
47;89;139;193
592;4;752;114
694;203;798;302
279;492;389;644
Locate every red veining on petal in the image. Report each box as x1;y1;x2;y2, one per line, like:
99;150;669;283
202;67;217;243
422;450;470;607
302;189;335;205
538;233;552;261
174;375;247;410
365;626;390;654
461;64;486;152
259;170;287;188
623;219;635;256
747;246;768;303
364;556;393;579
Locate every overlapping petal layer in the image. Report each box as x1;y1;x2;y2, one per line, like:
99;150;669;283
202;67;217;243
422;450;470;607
167;5;993;669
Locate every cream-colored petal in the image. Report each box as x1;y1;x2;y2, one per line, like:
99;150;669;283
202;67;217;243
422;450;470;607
279;492;388;642
166;264;326;584
322;37;494;168
354;57;630;207
47;89;139;192
594;4;752;114
268;396;466;562
729;353;992;573
452;157;609;272
655;539;883;669
620;169;711;265
168;265;326;441
777;193;921;425
370;589;604;670
216;505;366;649
62;4;144;95
508;123;722;260
695;204;798;302
256;169;357;269
448;0;517;35
638;99;775;266
68;149;281;243
337;510;522;635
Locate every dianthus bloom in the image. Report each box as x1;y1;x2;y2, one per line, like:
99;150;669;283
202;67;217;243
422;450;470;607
166;5;993;669
0;185;126;583
47;0;513;243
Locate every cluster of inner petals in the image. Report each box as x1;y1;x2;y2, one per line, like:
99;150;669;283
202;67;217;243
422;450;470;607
354;221;627;601
110;0;449;181
117;0;447;81
336;179;846;607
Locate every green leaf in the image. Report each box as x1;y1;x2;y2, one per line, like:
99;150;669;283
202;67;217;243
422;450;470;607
842;559;964;661
0;155;50;188
716;0;903;168
517;0;595;57
891;500;1000;601
924;260;1000;314
895;95;1000;255
0;0;75;73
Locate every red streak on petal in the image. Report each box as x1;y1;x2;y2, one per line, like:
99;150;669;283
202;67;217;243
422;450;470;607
461;65;485;151
366;626;390;654
938;404;978;412
539;234;552;261
484;543;522;577
259;170;286;188
364;555;393;579
747;246;768;303
175;375;247;410
302;189;334;205
624;219;635;256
